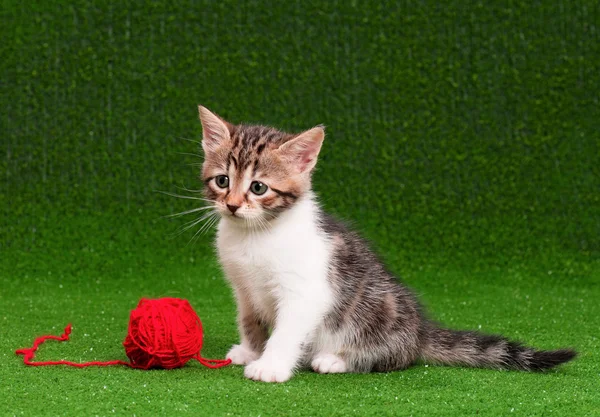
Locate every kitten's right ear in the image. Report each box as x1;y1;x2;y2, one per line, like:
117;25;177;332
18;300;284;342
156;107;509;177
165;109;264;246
198;105;232;153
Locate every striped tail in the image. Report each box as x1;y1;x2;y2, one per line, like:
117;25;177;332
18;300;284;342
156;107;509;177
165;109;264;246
420;325;576;371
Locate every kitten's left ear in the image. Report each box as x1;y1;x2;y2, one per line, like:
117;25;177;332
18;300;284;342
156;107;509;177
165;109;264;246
277;126;325;173
198;105;232;153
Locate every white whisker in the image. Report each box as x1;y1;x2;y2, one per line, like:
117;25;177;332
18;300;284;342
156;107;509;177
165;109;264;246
170;211;216;237
156;190;208;201
164;205;215;218
176;152;204;159
175;185;204;194
258;216;272;234
176;136;202;146
188;213;219;245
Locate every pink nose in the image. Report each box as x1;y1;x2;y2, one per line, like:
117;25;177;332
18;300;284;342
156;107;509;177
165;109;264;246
227;204;239;214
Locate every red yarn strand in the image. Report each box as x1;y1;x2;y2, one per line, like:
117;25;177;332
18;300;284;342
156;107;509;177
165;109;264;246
16;298;232;370
197;356;233;369
15;324;131;368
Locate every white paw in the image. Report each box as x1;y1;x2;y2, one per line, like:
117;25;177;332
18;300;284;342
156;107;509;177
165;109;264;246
311;353;347;374
244;357;293;383
226;344;259;365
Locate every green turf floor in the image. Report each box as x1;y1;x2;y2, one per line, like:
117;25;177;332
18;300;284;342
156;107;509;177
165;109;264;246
1;214;599;416
2;0;599;415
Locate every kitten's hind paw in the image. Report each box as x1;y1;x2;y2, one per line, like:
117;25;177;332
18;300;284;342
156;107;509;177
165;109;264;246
226;344;259;365
311;353;348;374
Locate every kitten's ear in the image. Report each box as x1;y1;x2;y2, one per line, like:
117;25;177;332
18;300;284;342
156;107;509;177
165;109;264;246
277;126;325;173
198;105;232;153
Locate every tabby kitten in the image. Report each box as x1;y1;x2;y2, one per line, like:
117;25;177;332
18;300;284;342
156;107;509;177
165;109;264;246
197;106;575;383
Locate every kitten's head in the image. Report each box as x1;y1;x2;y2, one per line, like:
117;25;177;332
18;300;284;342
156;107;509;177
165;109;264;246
198;106;324;227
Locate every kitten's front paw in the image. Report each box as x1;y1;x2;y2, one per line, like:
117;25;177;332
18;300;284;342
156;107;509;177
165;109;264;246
226;344;259;365
311;353;347;374
244;357;293;383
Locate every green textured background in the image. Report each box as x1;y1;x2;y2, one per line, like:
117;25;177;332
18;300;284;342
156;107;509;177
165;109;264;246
1;1;599;416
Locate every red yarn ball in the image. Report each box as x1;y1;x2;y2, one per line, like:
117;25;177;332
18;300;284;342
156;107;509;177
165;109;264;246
16;297;230;370
123;298;205;369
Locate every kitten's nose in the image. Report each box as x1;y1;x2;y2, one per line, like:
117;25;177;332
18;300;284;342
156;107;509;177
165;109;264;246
226;204;239;214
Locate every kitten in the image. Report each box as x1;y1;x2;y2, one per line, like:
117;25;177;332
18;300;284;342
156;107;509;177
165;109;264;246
197;105;576;383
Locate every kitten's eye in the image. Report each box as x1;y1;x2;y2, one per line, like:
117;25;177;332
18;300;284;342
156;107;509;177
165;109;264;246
250;181;268;195
215;175;229;188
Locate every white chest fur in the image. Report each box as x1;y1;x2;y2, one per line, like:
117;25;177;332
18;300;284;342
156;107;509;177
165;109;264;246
216;197;333;326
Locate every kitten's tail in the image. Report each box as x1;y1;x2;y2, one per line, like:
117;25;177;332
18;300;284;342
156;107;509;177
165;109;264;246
420;324;576;371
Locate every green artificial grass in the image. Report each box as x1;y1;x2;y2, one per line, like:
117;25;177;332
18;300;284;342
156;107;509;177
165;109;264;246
1;217;598;416
2;0;599;415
